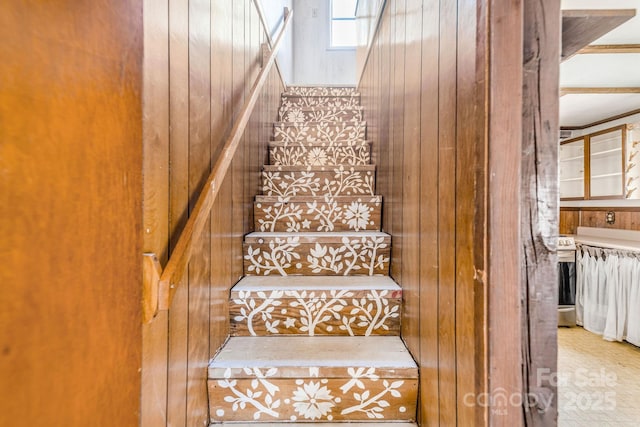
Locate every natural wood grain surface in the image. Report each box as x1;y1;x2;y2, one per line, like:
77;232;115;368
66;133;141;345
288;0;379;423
358;0;556;425
560;208;640;233
141;1;285;425
521;1;560;425
561;9;636;61
0;1;143;425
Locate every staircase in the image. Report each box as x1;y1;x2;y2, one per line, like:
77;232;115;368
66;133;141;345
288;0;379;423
208;86;418;425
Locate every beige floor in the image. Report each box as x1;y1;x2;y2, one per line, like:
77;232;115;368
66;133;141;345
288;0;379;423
558;327;640;426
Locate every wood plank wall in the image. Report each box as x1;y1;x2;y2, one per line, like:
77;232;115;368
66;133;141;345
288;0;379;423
360;1;485;424
0;1;143;426
360;0;560;425
560;208;640;234
142;1;284;426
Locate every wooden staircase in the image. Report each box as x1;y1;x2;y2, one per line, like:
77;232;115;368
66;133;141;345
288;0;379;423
208;86;418;425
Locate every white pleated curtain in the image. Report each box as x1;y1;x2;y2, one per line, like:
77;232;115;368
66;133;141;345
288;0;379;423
576;244;640;346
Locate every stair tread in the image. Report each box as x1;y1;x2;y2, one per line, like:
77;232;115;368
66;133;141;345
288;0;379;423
209;336;416;372
233;275;400;292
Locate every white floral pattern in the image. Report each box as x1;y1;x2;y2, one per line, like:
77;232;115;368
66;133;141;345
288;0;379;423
285;86;357;96
281;95;361;109
274;121;366;143
230;288;401;336
255;197;380;232
270;144;370;166
279;106;363;123
210;367;413;422
292;381;336;420
262;166;376;197
243;235;390;276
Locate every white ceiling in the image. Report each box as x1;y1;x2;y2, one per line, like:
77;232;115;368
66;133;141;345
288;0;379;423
560;0;640;127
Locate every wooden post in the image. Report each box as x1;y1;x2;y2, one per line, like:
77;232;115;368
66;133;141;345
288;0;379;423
521;0;561;425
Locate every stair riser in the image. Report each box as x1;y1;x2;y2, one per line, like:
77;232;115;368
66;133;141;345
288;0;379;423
230;289;401;336
209;376;417;423
281;96;361;109
284;87;357;96
262;168;376;198
255;198;381;232
278;108;363;123
270;144;370;166
243;237;390;276
274;123;366;144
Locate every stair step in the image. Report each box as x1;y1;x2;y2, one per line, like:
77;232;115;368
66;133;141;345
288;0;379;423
209;421;418;427
212;423;418;427
284;86;358;96
230;276;401;336
281;94;361;109
243;232;391;276
261;165;376;198
278;106;364;123
269;142;371;166
274;122;366;144
254;196;381;232
208;336;418;423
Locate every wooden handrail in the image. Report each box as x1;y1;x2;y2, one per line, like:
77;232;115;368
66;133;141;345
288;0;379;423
142;8;293;323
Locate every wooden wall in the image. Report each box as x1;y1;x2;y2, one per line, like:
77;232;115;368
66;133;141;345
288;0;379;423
0;1;143;426
360;0;560;425
560;208;640;234
359;0;484;424
142;1;284;426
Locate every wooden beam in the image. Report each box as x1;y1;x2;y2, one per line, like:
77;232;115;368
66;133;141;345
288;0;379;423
562;9;636;61
560;87;640;96
579;43;640;54
561;108;640;131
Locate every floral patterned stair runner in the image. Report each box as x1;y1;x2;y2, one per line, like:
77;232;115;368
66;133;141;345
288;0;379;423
208;87;418;425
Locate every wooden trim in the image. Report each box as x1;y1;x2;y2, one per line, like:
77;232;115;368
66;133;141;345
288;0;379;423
356;0;388;89
560;87;640;96
562;206;640;212
560;108;640;131
142;254;162;323
252;0;288;91
579;44;640;54
142;8;294;318
486;0;524;424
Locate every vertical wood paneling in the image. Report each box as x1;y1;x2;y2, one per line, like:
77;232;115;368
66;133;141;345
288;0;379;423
209;0;234;361
419;0;440;424
142;0;170;425
455;0;482;424
167;0;190;424
186;0;212;425
561;208;640;232
401;0;422;361
141;1;284;425
359;0;554;425
390;0;406;282
437;0;458;424
0;0;143;425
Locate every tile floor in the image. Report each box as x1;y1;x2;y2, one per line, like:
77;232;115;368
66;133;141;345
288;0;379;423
558;327;640;426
